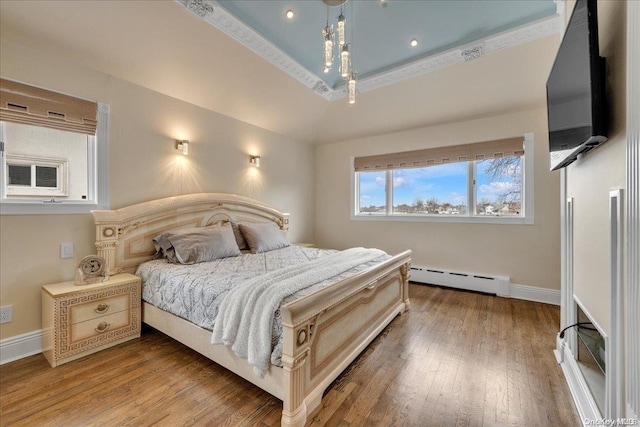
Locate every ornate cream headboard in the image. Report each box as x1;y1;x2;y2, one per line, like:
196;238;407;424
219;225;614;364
92;193;290;275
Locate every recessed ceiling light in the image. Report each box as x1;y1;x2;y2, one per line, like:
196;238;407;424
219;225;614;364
285;9;294;19
323;66;330;74
410;38;418;47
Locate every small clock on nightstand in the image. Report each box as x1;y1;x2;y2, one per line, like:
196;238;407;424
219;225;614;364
75;255;109;285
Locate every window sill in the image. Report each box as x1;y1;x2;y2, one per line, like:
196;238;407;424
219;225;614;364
351;213;534;225
0;201;108;215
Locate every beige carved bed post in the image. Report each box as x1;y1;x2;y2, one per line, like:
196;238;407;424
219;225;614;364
95;223;120;275
280;325;309;427
401;262;411;311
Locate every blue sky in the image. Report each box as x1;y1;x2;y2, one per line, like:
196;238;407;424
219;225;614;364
392;163;467;206
358;159;521;208
359;163;467;208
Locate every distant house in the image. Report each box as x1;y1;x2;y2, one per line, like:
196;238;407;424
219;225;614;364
496;203;520;215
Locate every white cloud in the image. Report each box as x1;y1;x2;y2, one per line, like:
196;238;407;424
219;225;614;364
393;176;408;187
417;183;435;192
410;163;467;179
479;181;519;199
448;192;466;205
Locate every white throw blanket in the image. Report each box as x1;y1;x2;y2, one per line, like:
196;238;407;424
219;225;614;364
211;247;386;378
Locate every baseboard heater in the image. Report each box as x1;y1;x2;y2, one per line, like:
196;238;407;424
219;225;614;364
410;266;510;297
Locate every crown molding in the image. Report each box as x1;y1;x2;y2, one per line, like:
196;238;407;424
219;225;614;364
356;14;562;95
178;0;333;101
177;0;562;102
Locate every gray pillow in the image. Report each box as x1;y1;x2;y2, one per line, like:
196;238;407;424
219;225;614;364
153;223;241;264
229;221;249;251
152;231;179;263
239;222;290;254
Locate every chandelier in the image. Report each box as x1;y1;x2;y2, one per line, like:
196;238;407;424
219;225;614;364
322;0;357;104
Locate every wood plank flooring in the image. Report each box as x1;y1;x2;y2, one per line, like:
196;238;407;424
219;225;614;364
0;283;580;426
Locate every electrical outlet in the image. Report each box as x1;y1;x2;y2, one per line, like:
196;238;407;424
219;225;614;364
0;305;13;324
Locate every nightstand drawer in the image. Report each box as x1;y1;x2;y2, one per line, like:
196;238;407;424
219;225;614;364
68;310;132;342
69;293;130;324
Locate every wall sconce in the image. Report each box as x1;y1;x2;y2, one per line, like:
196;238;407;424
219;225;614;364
175;140;189;155
249;155;261;168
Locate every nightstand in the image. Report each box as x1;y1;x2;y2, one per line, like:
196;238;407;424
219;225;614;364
41;273;141;367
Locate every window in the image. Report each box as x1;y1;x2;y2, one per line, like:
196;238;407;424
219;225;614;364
392;163;468;215
358;170;386;214
352;134;534;224
0;78;109;214
476;156;522;216
6;153;69;197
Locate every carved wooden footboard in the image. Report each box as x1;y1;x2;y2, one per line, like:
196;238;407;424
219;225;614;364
280;252;411;425
92;193;411;426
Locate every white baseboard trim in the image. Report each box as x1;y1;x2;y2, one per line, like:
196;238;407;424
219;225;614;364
410;266;560;305
554;335;565;364
509;283;561;305
555;340;602;426
0;329;43;365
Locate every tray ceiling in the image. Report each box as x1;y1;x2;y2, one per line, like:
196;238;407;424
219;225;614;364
182;0;562;100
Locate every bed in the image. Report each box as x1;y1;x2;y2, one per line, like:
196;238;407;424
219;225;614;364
92;193;411;426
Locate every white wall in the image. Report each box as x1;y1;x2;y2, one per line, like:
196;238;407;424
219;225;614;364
565;0;627;335
315;107;561;290
0;39;316;340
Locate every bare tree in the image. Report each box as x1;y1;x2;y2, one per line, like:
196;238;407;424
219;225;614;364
426;198;439;214
479;157;522;204
395;203;411;213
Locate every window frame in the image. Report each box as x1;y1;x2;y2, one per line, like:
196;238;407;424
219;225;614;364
6;154;69;197
351;133;534;225
0;102;110;215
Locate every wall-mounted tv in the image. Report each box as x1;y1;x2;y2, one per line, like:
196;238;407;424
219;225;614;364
546;0;607;171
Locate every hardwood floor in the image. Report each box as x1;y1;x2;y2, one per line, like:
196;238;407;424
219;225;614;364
0;284;580;426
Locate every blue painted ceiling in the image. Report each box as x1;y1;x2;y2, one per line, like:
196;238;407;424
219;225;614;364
216;0;558;89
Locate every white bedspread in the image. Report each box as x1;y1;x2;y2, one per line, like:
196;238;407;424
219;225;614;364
211;247;386;378
136;245;389;369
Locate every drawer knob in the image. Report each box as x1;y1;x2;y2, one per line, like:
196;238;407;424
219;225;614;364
94;303;110;314
95;322;111;333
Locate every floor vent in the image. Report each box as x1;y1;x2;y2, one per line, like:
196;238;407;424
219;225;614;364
410;266;510;297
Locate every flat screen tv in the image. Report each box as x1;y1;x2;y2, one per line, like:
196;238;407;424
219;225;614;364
546;0;607;171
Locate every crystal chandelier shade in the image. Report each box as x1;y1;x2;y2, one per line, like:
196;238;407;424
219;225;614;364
348;72;357;104
322;0;356;104
340;44;350;78
323;25;334;68
337;12;346;46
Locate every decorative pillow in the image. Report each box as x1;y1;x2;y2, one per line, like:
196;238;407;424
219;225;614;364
229;221;249;251
153;223;241;264
239;221;290;254
152;232;179;263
